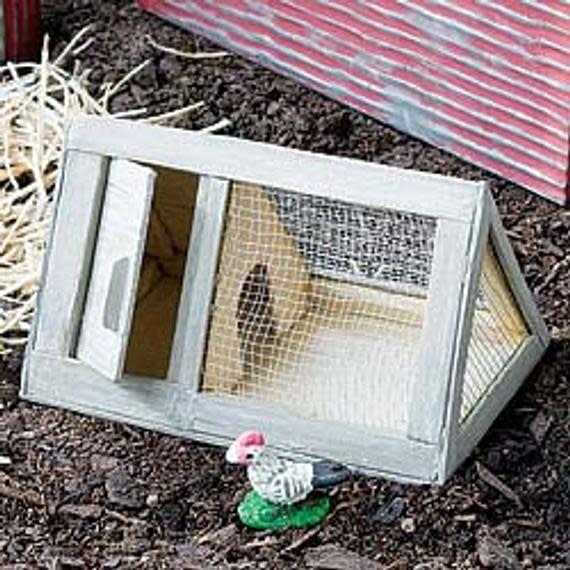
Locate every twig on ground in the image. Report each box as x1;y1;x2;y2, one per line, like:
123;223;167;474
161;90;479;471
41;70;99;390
146;34;230;60
476;462;523;508
534;256;570;296
281;526;322;554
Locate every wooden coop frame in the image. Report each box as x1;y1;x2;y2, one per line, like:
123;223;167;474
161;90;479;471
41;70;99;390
22;117;549;483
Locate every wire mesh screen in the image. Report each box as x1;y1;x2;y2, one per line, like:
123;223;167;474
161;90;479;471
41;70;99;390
268;188;434;293
202;181;437;434
460;242;529;422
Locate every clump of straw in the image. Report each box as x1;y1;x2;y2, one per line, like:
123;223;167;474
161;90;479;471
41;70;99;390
0;26;230;354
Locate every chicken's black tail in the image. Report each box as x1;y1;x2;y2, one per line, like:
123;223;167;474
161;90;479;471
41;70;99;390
311;461;351;489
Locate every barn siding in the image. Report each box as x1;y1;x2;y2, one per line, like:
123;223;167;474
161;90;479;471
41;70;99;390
139;0;569;204
0;0;42;62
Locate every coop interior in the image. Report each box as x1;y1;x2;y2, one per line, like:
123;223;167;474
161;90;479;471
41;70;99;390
201;183;532;436
118;169;529;429
123;166;198;379
202;182;437;436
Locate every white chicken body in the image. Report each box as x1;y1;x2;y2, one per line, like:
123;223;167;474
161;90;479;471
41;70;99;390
247;449;314;505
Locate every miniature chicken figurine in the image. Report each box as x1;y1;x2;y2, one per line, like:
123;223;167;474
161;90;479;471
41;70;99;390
226;430;350;529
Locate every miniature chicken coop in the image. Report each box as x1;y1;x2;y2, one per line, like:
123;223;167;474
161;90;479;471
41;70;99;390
139;0;570;204
22;117;549;483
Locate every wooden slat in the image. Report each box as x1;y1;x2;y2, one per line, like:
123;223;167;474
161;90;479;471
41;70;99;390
66;116;480;222
407;216;473;443
168;176;229;388
193;394;439;483
34;151;109;356
23;351;196;433
438;183;491;479
76;159;156;381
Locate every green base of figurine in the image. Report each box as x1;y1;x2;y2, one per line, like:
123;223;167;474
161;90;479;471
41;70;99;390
237;490;330;530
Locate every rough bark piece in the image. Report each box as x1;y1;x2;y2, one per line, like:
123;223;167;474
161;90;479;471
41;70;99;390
305;545;383;570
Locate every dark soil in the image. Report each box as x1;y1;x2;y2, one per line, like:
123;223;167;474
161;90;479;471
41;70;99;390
1;1;568;568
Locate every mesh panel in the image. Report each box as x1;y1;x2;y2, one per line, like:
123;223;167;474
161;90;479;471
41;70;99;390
460;242;529;422
269;188;434;293
202;182;436;434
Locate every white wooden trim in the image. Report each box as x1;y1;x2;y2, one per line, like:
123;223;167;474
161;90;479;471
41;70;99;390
407;217;472;443
23;351;195;433
66;116;479;222
438;182;491;480
168;176;229;388
447;335;546;478
76;160;156;381
34;151;109;355
488;200;550;347
193;394;439;482
22;351;438;483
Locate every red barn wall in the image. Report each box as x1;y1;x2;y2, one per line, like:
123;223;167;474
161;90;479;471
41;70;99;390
139;0;569;204
0;0;42;62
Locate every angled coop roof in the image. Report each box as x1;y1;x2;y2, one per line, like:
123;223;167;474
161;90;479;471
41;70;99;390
22;117;549;483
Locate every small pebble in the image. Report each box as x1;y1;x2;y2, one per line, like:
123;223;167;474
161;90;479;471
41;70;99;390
401;517;416;533
370;496;406;525
146;493;159;508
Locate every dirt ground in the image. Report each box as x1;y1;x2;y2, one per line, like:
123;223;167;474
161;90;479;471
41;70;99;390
1;1;568;568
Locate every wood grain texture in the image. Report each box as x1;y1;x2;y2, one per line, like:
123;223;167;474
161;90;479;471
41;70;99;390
203;181;311;395
124;167;199;379
25;351;196;433
23;351;438;483
24;119;548;484
487;198;550;347
438;182;491;480
76;159;156;381
193;393;439;482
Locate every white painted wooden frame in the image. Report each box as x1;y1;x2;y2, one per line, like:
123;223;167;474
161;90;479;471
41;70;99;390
21;117;549;484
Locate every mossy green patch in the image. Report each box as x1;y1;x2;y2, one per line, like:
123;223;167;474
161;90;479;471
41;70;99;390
237;490;330;530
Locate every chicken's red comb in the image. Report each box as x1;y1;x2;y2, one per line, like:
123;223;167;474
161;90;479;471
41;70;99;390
235;430;265;447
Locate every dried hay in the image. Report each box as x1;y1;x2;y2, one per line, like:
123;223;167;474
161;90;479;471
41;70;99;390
0;27;230;354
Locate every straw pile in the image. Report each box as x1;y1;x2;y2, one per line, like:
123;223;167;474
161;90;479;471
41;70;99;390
0;27;229;354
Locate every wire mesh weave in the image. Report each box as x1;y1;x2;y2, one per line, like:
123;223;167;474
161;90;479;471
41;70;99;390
460;242;529;422
202;182;436;434
269;188;435;293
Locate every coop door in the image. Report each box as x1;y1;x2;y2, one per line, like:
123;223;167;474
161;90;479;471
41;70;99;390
76;159;155;380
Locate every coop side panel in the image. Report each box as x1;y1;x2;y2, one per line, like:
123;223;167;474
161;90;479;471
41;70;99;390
139;0;570;204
